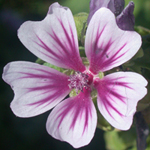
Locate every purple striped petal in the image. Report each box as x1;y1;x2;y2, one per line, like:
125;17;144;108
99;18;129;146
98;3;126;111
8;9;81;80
46;88;97;148
18;3;85;72
85;8;141;74
108;0;125;16
116;2;135;31
93;72;147;130
2;61;71;117
87;0;110;24
87;0;124;24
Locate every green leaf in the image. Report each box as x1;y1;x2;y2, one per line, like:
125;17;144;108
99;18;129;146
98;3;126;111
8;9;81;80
142;68;150;80
69;89;78;97
81;57;89;66
132;48;144;60
35;58;45;64
79;46;86;57
43;62;65;72
135;35;150;71
98;72;104;79
61;0;90;15
146;134;150;150
104;128;136;150
92;97;114;131
63;69;75;76
135;26;150;36
133;48;150;71
122;48;144;74
123;35;150;73
74;13;88;45
97;111;114;131
137;80;150;111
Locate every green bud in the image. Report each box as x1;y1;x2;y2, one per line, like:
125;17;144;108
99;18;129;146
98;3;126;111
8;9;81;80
63;69;75;76
98;72;104;79
69;89;78;97
91;89;97;100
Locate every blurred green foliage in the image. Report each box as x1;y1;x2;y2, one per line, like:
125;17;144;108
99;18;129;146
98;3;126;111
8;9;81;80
104;128;137;150
1;0;150;150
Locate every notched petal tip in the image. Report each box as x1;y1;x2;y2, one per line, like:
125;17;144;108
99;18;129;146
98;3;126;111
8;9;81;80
47;2;68;15
46;90;97;148
94;72;147;130
17;2;85;72
2;63;9;82
2;62;15;84
85;7;141;73
3;61;71;118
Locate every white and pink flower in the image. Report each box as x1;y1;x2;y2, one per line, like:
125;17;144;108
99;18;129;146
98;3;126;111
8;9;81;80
2;2;147;148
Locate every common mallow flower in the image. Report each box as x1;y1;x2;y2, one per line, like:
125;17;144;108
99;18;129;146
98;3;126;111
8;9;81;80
2;2;147;148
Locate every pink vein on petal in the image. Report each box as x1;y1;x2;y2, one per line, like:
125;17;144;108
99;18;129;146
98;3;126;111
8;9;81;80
90;37;127;73
95;76;134;120
92;24;106;54
27;88;66;108
57;17;76;52
33;16;85;71
34;35;60;61
99;86;125;120
16;68;69;107
55;92;92;135
101;43;128;67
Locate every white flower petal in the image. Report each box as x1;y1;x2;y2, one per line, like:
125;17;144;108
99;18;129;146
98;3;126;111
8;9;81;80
2;61;71;117
85;8;141;74
46;89;97;148
18;2;85;72
94;72;147;130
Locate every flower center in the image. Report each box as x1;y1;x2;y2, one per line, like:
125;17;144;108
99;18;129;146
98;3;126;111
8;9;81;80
68;71;93;93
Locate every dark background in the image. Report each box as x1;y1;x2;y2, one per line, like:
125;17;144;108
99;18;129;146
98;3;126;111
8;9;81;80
0;0;150;150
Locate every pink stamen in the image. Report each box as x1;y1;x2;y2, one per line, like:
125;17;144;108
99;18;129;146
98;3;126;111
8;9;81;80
68;71;91;93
